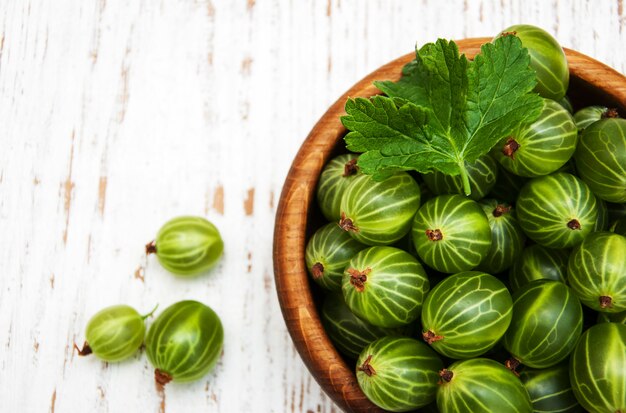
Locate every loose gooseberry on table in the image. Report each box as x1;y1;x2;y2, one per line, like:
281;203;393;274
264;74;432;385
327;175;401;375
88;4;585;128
146;215;224;277
75;304;157;362
145;300;224;386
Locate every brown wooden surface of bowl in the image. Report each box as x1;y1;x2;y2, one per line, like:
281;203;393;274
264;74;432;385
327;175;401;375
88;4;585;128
273;37;626;412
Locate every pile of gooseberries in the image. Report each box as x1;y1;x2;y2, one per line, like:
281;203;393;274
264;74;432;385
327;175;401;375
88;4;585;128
308;24;626;413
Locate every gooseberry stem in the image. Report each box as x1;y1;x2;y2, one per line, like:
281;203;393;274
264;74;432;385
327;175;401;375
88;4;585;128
599;295;612;309
505;357;521;376
603;108;619;119
343;159;359;177
426;229;443;241
439;369;453;383
493;204;511;217
423;330;444;344
311;262;324;279
567;219;581;230
347;268;370;292
141;304;159;320
357;355;376;377
74;341;93;357
502;137;520;159
339;212;359;233
146;240;157;255
155;369;173;386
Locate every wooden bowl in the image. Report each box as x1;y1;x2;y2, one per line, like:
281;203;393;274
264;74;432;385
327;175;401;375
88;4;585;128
273;37;626;412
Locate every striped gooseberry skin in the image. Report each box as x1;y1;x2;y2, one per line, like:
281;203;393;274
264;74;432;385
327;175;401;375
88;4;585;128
422;154;498;201
146;301;223;385
476;199;526;274
557;96;574;114
436;358;532;413
82;305;146;362
508;244;569;292
421;271;512;359
597;310;626;324
304;223;366;291
339;172;420;245
316;154;360;222
574;118;626;203
573;105;617;131
488;163;529;203
342;246;429;328
320;294;396;360
503;280;583;369
356;337;443;412
516;172;598;248
149;216;223;276
491;99;578;177
498;25;568;101
519;363;582;413
567;231;626;313
569;323;626;413
594;196;609;231
411;194;491;274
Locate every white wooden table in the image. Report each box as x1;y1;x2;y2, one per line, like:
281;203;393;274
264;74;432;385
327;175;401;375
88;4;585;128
1;1;623;411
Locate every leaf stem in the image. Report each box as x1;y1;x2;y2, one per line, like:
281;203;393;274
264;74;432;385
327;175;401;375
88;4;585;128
458;163;471;196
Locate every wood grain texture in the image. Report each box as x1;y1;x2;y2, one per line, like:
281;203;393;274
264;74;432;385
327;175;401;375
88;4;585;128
0;0;624;412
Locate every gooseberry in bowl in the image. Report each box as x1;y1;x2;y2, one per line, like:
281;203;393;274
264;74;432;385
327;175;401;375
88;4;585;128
273;36;626;412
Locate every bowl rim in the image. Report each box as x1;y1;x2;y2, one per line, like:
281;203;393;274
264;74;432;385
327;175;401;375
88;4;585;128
273;36;626;412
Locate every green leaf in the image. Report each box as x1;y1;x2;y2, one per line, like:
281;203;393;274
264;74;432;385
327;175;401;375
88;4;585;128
374;60;427;106
342;35;544;195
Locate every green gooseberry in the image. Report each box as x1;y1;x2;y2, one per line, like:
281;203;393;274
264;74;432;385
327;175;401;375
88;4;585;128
421;271;513;359
516;172;598;249
320;293;395;360
557;95;574;114
518;363;582;413
508;244;569;292
574;118;626;203
411;194;492;274
488;163;528;203
146;300;224;385
597;310;626;324
491;99;577;178
476;199;526;274
567;232;626;313
146;216;223;276
305;223;366;291
342;246;429;328
356;337;442;412
316;154;360;222
497;24;569;101
339;172;421;246
573;105;619;131
594;196;609;231
437;358;533;413
75;304;156;362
